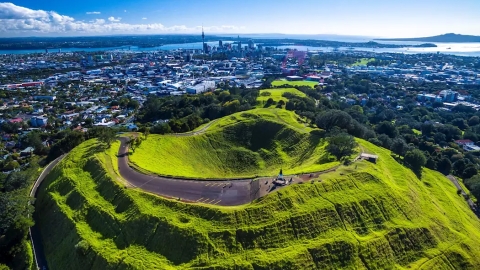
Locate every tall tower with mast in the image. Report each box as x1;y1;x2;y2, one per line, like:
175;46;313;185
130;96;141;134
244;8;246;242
202;25;206;54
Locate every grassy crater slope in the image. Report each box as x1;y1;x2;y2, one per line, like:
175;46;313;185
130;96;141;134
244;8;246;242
130;109;337;179
36;138;480;269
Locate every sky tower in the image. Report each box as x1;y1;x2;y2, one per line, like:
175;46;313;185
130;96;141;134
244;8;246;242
202;26;206;54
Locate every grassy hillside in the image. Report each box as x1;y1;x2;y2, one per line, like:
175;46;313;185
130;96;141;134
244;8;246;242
36;138;480;269
271;80;318;88
257;88;306;104
130;109;336;179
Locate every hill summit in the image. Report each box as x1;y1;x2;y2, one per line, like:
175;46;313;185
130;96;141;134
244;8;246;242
35;111;480;269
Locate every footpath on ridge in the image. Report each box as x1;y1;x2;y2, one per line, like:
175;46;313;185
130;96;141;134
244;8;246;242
117;116;345;206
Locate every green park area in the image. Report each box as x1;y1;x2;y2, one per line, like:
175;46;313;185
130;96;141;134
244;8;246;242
271;80;319;88
257;87;306;105
352;58;375;66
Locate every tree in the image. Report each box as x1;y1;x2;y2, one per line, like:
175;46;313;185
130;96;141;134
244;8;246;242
264;98;275;107
134;137;143;150
465;175;480;203
468;116;480;126
437;157;452;175
404;149;427;177
151;123;172;134
144;127;150;139
391;138;408;157
285;101;295;110
377;134;392;149
127;99;140;110
375;121;398;138
98;128;116;148
315;110;353;132
452;118;468;130
326;133;357;160
3;161;19;172
453;159;467;176
462;165;477;179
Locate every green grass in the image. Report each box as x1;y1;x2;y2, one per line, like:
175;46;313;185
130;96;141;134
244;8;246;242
271;80;319;88
35;137;480;269
257;88;306;106
130;109;334;179
352;58;375;66
413;129;422;135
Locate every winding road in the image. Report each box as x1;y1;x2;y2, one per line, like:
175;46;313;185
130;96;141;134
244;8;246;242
117;137;259;206
30;155;66;270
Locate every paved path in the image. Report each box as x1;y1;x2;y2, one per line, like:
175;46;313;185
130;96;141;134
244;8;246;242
118;137;258;206
29;155;66;270
117;115;364;206
171;118;218;137
447;175;479;216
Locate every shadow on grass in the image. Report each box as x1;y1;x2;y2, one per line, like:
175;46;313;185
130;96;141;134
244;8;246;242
83;144;107;159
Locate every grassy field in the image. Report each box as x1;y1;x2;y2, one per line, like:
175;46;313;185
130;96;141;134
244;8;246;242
412;129;422;135
352;58;375;66
35;137;480;269
130;108;334;179
271;80;319;88
257;88;306;106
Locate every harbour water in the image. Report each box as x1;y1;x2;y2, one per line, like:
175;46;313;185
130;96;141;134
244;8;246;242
0;40;479;57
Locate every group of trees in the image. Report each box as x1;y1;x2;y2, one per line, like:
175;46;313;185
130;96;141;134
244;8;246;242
0;159;40;269
139;87;260;133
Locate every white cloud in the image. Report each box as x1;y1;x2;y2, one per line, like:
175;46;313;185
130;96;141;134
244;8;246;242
142;17;147;20
0;2;49;19
0;3;246;36
108;16;121;22
86;11;101;15
124;10;127;13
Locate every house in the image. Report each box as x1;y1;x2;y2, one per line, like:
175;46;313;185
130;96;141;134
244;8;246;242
455;139;474;146
360;153;379;163
126;123;138;131
186;81;215;94
455;140;480;151
9;118;23;124
34;95;56;101
285;75;303;81
30;116;48;127
20;147;34;156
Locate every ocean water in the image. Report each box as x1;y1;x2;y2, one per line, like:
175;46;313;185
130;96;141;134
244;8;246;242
0;40;479;57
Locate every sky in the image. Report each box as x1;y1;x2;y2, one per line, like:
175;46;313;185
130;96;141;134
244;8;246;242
0;0;479;38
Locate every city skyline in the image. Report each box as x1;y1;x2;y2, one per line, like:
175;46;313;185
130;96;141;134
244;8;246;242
0;0;480;37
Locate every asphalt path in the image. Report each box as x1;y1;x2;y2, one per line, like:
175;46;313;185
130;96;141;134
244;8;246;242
118;137;258;206
447;174;479;216
30;155;66;270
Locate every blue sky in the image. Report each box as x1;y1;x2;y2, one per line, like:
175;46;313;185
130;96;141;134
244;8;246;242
0;0;479;37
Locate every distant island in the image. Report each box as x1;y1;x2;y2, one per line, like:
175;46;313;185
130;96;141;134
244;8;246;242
376;33;480;43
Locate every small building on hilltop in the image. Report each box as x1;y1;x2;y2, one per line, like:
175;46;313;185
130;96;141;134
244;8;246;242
360;153;379;163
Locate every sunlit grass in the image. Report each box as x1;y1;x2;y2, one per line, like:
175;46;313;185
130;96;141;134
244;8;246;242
271;80;319;88
34;128;480;269
131;109;334;178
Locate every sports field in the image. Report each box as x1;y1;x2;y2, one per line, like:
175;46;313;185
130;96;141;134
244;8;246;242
271;80;319;88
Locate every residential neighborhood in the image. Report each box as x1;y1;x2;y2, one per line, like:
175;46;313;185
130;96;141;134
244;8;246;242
0;42;479;173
